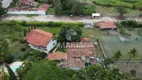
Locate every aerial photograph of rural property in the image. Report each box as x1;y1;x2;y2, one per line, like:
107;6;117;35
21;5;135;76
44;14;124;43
0;0;142;80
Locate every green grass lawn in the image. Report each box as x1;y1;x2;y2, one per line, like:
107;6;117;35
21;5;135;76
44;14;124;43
101;34;142;60
96;5;141;16
8;42;29;54
38;27;61;35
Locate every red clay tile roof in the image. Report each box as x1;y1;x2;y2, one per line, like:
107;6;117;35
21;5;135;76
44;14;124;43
48;52;67;60
25;29;53;47
20;0;33;3
96;21;117;29
80;37;91;42
65;42;95;68
38;4;48;11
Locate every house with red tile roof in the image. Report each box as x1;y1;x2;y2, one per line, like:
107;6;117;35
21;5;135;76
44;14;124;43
80;37;91;42
63;42;96;70
96;21;117;30
38;4;48;12
47;52;67;61
20;0;36;7
24;29;57;53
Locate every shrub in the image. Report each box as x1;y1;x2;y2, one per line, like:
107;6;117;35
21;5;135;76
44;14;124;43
5;54;14;64
130;69;136;76
21;48;26;52
0;57;4;64
121;20;142;28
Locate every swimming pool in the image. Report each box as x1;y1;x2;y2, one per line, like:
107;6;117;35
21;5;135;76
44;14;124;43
9;61;23;75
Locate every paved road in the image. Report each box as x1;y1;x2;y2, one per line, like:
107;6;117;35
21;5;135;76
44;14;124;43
2;15;142;23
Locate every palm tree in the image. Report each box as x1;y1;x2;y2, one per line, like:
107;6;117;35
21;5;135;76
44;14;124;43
126;48;137;66
113;50;122;62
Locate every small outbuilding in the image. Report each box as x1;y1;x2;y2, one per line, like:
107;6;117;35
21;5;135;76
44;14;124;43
95;21;117;30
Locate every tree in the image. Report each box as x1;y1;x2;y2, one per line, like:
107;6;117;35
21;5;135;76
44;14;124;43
54;0;62;15
16;61;33;79
0;67;9;80
103;58;114;67
113;50;122;62
0;37;9;64
71;1;84;15
22;60;70;80
58;25;82;42
0;1;7;18
126;48;137;66
116;5;128;17
5;64;17;80
136;1;142;12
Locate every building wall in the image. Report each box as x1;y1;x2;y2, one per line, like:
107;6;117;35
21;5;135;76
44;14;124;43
28;39;57;53
46;39;57;53
7;10;46;15
2;0;12;8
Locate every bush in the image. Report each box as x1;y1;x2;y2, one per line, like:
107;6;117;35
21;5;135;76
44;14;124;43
5;54;14;64
121;20;142;28
0;57;4;64
21;48;26;52
83;5;96;15
130;69;136;76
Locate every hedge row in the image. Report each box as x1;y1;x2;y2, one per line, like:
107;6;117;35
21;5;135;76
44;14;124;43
0;20;84;27
121;20;142;28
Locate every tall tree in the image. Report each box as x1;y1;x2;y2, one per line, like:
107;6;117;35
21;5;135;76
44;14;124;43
0;1;7;18
116;5;128;17
126;48;137;66
71;1;84;15
58;25;82;42
113;50;122;62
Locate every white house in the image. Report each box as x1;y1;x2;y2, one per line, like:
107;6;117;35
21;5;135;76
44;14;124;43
24;29;57;53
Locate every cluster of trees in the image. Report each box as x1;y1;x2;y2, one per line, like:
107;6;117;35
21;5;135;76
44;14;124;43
16;60;135;80
58;25;82;42
109;48;138;66
0;37;10;64
54;0;84;15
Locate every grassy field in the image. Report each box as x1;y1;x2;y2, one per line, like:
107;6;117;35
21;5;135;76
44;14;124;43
101;34;142;60
96;5;141;16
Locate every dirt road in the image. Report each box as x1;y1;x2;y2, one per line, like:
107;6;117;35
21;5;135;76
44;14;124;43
2;15;142;23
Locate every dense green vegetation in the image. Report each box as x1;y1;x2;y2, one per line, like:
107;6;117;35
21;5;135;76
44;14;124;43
22;60;70;80
94;0;142;10
17;60;135;80
121;20;142;28
58;25;82;42
0;21;83;28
